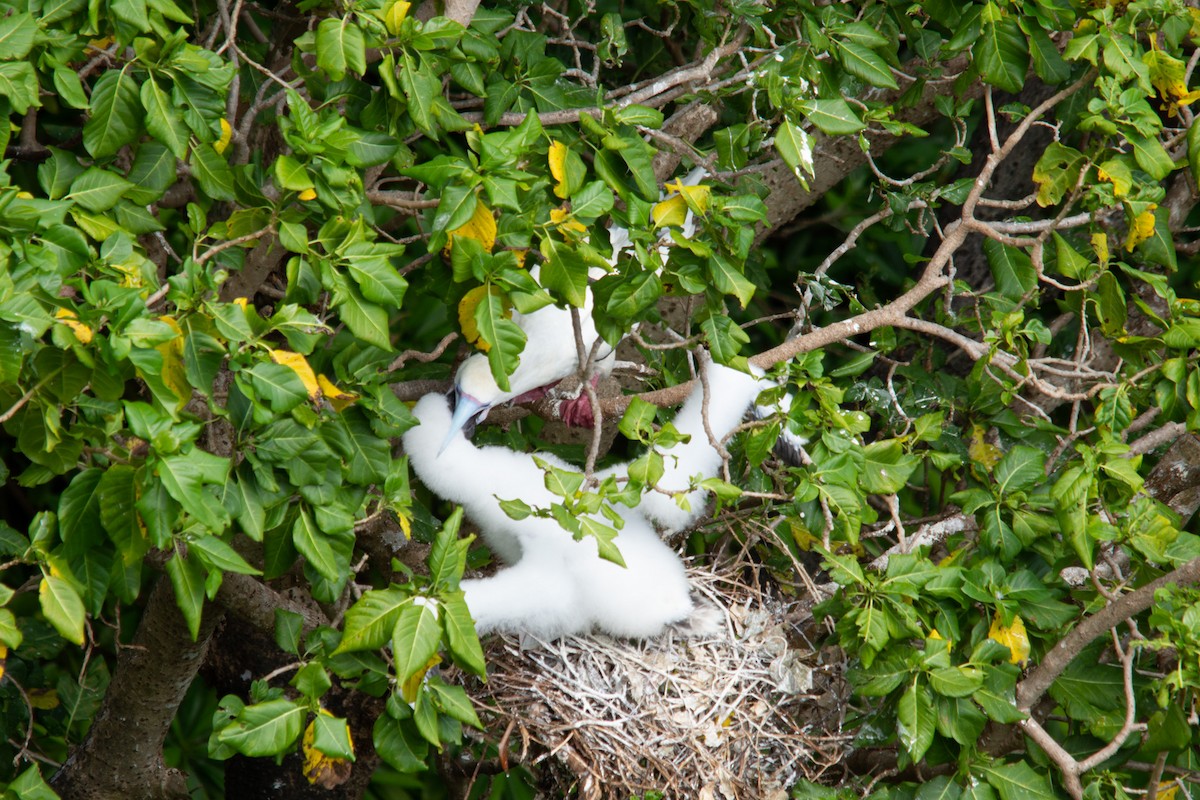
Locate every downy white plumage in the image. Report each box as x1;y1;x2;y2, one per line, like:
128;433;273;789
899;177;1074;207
442;167;710;450
404;360;766;639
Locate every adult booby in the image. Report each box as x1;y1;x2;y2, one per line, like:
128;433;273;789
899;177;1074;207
405;359;767;639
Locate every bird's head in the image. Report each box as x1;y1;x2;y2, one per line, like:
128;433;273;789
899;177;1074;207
440;357;500;454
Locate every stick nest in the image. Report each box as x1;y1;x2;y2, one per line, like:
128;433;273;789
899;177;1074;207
458;552;852;799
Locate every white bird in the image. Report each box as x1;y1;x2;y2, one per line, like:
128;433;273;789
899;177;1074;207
442;167;710;450
444;260;615;451
404;360;767;639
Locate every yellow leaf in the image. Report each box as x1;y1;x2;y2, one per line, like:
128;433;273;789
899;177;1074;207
968;425;1002;470
401;654;441;703
458;285;505;352
298;188;318;201
270;350;321;398
1124;205;1158;252
988;612;1030;666
1091;232;1109;267
928;629;943;640
549;140;571;199
549;206;587;234
666;179;711;215
382;0;410;35
317;374;358;411
55;308;94;345
1158;784;1179;800
302;712;354;790
215;119;233;155
28;689;59;710
0;644;6;681
444;197;496;257
651;194;687;228
156;316;190;410
232;297;250;310
397;510;412;539
1096;160;1131;197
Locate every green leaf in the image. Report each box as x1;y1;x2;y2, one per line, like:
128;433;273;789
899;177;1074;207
68;168;133;213
995;445;1044;494
973;665;1025;723
7;765;60;800
580;516;624;566
140;77;189;159
0;12;37;59
326;410;390;485
311;714;355;759
333;283;392;351
1031;142;1085;207
1027;25;1070;85
392;598;442;684
896;679;936;762
293;666;332;704
861;440;919;494
336;587;409;653
39;573;86;645
539;238;589;308
708;254;756;308
373;715;429;773
978;761;1056;800
84;68;142;158
976;17;1028;93
700;314;749;363
568;181;614;221
430;681;483;728
347;132;400;167
433;183;478;236
796;99;865;135
247;362;308;412
613;104;663;127
347;256;408;308
219;699;305;756
929;666;985;698
442;592;485;677
0;61;38;114
473;291;526;392
1128;133;1175;181
274;155;314;192
126;142;176;204
984;239;1035;298
292;507;340;582
189;535;262;575
316;17;366;81
190;143;236;201
428;508;466;588
274;609;303;655
157;449;231;532
164;550;206;640
58;468;104;556
835;39;898;89
99;465;147;563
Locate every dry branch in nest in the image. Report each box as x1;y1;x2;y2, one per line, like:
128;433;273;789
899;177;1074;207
454;555;852;799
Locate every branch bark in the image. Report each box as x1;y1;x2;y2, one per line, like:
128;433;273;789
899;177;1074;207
51;579;221;800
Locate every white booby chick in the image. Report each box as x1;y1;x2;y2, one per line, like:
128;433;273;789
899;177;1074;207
444;259;616;451
404;361;767;639
443;167;711;449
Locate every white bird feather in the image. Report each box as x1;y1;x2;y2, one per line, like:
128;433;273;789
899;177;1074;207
404;360;766;639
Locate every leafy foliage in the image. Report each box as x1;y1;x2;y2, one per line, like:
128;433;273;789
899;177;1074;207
2;0;1200;797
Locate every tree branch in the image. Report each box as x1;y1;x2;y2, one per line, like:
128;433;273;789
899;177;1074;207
52;579;221;800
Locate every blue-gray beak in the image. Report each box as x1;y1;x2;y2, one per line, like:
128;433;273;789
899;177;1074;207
439;392;487;455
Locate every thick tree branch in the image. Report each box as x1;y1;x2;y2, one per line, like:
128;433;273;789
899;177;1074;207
52;579;221;800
